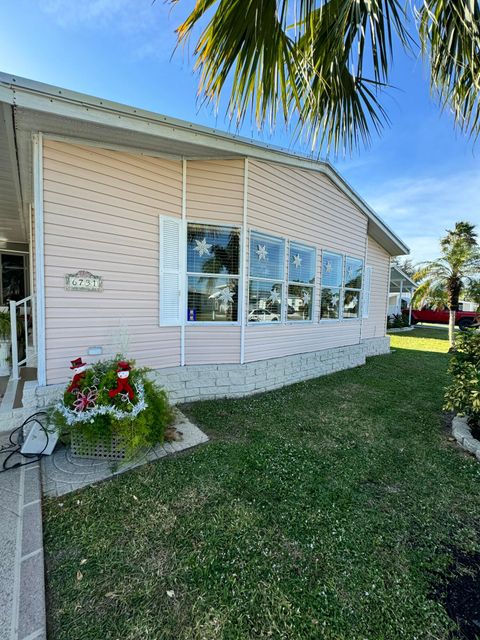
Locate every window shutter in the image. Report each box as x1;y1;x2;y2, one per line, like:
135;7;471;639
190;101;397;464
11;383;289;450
362;266;373;318
159;215;182;326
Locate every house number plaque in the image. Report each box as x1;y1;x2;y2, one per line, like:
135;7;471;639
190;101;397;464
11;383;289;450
65;270;103;292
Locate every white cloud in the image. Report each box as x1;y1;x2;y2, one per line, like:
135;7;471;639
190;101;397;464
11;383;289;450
359;170;480;264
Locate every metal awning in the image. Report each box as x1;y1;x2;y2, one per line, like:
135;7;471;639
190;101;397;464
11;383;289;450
390;265;417;293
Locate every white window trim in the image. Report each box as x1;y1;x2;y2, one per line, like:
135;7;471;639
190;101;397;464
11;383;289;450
248;229;286;326
286;241;316;324
319;250;344;323
185;220;243;326
343;256;364;321
362;265;373;319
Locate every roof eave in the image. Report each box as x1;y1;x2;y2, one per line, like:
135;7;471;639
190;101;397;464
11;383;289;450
0;72;409;257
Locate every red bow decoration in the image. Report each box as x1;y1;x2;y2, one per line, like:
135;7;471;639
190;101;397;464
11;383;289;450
108;361;135;402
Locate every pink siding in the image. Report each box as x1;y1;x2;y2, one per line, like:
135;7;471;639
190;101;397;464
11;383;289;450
41;142;391;384
43;140;183;384
244;160;366;361
185;326;241;365
186;159;244;224
362;237;390;339
184;158;244;363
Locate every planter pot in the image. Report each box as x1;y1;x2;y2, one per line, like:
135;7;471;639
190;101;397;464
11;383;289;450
0;339;11;376
70;429;126;460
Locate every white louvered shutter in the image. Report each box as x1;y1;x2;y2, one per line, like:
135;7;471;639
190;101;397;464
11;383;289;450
362;266;373;318
159;215;182;326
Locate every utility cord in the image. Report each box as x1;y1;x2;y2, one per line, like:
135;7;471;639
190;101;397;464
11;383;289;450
0;411;49;473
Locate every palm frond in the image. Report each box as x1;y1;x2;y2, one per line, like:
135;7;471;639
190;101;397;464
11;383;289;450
417;0;480;140
172;0;411;152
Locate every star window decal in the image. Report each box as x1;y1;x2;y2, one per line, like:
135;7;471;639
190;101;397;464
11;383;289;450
268;288;281;304
293;254;302;268
193;237;212;257
256;244;268;261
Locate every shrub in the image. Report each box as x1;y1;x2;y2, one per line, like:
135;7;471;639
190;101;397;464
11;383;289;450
51;356;174;459
387;313;410;329
444;330;480;426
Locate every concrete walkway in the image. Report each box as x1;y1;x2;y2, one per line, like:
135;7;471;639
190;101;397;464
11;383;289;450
0;433;46;640
0;410;208;639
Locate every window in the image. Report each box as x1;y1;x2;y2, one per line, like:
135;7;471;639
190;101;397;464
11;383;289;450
320;252;343;319
186;223;240;322
287;242;315;321
248;232;285;323
343;256;363;318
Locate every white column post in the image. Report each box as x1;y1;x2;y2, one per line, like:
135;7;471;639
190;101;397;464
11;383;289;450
9;300;19;380
33;133;46;385
398;279;403;315
408;287;413;325
29;204;37;351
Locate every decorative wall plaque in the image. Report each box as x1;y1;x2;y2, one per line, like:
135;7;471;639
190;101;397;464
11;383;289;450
65;270;103;292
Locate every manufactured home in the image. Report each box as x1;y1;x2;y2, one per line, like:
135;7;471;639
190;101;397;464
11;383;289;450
0;73;409;414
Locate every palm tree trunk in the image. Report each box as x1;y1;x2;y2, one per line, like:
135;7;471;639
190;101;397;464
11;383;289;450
448;309;456;347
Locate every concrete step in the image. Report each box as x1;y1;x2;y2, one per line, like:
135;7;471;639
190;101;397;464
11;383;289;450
0;407;35;435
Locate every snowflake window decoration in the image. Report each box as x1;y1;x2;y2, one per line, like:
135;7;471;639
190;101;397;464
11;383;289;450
218;287;234;312
292;254;302;268
268;288;281;304
193;237;212;257
331;294;339;306
302;290;311;305
256;244;268;261
325;260;333;273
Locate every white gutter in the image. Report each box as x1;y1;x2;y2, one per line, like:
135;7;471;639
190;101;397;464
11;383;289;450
0;72;409;257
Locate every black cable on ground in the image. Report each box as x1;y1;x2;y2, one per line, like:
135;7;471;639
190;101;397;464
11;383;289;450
0;411;49;473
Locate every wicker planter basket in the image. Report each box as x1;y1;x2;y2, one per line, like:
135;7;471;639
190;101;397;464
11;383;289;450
70;429;126;460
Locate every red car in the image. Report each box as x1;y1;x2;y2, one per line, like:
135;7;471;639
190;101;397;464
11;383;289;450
410;307;479;330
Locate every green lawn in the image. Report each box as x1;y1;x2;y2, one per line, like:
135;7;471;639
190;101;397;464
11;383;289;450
43;329;480;640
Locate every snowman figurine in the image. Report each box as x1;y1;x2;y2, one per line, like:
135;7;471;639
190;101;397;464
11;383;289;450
67;357;88;394
108;361;135;402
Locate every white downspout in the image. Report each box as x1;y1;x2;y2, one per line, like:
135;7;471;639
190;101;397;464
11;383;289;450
240;158;248;364
181;158;186;367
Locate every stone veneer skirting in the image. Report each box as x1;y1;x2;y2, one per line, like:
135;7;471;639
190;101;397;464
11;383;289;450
26;336;390;409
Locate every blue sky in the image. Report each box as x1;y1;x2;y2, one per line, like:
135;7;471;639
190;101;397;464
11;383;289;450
2;0;479;263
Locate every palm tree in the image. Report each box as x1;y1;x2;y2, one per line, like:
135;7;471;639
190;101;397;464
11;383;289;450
170;0;480;153
413;221;480;347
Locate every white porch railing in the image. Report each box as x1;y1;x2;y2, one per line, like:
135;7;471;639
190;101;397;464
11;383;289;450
9;295;35;381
